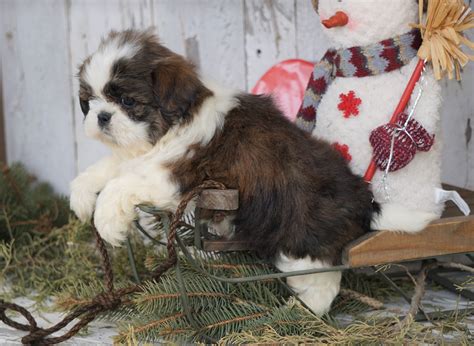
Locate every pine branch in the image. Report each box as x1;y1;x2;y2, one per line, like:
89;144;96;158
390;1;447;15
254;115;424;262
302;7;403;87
2;163;471;344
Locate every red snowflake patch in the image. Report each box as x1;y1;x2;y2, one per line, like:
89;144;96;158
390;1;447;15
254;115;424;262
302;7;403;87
338;90;362;118
333;142;352;162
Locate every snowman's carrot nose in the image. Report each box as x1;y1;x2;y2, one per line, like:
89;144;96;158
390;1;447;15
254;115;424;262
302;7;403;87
322;11;349;28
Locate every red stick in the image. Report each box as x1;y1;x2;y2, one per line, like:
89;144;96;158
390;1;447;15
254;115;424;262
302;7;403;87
363;58;426;182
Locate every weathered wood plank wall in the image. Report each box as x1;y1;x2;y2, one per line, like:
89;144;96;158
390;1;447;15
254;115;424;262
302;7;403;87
1;0;77;193
0;60;5;163
1;0;473;195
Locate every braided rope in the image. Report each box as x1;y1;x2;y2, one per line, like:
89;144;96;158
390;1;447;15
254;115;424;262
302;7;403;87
0;180;225;345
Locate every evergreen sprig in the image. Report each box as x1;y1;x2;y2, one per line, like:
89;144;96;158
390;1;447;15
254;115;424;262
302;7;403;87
0;163;69;242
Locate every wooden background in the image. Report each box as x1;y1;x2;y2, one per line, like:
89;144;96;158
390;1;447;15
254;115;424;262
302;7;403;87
0;61;4;163
0;0;472;195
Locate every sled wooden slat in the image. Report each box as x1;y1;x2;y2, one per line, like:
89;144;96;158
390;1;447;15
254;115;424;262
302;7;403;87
196;189;239;210
343;215;474;267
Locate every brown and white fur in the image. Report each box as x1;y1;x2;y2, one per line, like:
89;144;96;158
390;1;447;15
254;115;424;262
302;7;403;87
71;30;378;315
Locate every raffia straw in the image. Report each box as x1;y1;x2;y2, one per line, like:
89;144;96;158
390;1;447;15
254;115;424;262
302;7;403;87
413;0;474;80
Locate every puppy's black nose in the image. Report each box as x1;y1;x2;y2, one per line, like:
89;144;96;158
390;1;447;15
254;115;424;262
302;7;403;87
97;111;112;127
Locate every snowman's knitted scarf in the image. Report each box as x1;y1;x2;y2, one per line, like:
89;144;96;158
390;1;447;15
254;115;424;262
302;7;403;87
296;29;422;132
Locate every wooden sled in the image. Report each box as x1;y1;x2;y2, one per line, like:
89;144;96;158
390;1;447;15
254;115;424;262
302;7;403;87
131;184;474;322
194;185;474;268
176;184;473;321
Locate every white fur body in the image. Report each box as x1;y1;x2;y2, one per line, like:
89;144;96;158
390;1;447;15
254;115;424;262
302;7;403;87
315;0;444;232
275;253;341;315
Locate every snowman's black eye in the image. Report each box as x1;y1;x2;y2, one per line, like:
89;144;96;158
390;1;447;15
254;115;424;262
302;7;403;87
79;98;89;116
121;96;136;108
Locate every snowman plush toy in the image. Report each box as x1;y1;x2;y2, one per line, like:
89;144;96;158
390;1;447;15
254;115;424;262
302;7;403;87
297;0;470;236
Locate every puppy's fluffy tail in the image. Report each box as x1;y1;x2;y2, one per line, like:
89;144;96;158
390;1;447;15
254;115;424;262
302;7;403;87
356;186;380;234
371;203;438;233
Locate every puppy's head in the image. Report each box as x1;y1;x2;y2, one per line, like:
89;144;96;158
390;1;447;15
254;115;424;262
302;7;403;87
78;30;211;150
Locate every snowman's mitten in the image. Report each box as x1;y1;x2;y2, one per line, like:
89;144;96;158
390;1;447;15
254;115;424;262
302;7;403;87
369;113;435;172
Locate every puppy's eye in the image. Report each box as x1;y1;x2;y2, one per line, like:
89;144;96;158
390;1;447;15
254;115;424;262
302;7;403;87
121;96;136;108
79;99;90;116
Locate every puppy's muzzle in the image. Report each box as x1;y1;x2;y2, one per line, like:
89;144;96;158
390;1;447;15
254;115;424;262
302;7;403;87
98;111;112;128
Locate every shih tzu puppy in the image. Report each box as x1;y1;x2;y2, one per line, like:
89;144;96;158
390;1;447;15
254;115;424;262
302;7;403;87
71;30;378;315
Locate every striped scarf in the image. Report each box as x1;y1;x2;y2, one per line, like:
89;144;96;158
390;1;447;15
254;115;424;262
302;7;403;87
296;29;422;132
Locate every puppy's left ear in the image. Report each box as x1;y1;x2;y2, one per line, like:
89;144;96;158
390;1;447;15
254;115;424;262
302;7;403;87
151;56;209;121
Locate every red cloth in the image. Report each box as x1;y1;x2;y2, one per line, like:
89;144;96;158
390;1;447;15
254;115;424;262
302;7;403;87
369;113;435;172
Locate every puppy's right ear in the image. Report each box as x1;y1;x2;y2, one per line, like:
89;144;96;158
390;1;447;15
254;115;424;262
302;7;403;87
151;55;208;122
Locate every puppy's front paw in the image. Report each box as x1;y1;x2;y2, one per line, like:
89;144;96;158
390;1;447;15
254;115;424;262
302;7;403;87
70;176;98;222
136;207;159;232
94;179;136;246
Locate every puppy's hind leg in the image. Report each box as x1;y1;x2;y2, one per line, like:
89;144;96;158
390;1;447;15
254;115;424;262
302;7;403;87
275;253;341;316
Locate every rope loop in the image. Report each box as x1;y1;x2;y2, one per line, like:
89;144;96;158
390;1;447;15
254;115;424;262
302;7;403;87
0;299;39;332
